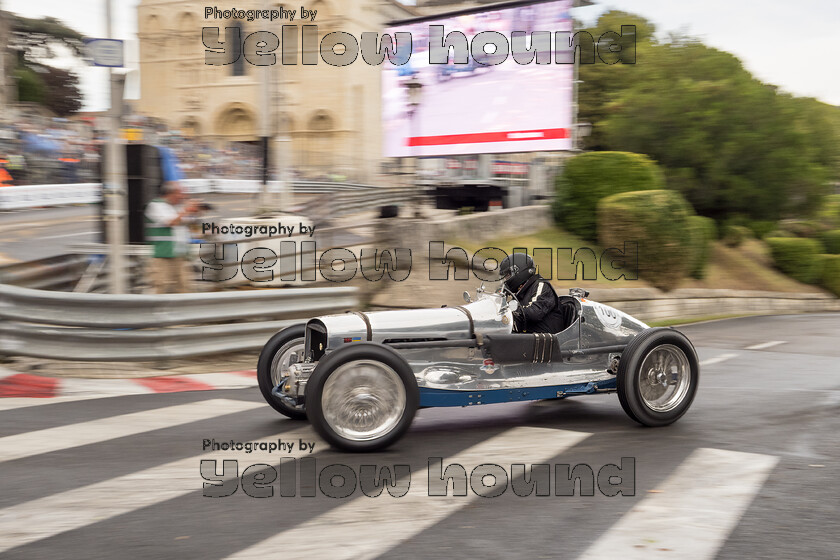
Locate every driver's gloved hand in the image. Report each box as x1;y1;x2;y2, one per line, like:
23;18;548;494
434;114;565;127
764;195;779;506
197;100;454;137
512;308;525;331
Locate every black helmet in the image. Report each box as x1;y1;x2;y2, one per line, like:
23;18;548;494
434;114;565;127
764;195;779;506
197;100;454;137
499;252;535;292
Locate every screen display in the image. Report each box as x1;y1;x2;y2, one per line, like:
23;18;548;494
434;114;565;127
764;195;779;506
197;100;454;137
382;0;574;157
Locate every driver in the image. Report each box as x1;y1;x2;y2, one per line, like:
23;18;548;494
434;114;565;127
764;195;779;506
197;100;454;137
499;253;564;334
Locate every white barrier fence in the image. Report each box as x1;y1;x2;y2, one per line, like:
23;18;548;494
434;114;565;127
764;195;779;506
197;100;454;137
0;180;384;210
0;183;101;210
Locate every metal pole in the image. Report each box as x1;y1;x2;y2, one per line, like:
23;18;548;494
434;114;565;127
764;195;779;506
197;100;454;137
258;0;271;212
104;0;126;293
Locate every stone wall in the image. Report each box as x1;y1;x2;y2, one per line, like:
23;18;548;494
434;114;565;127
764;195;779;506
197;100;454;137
587;287;840;323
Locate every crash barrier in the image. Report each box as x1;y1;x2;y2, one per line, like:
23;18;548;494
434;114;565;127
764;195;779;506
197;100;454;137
0;254;89;291
587;287;840;323
0;284;359;360
0;180;416;211
0;183;100;210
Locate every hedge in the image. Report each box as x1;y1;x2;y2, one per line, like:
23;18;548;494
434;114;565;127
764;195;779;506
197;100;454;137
816;194;840;230
820;229;840;254
686;215;715;279
776;219;823;238
748;220;777;239
765;237;825;284
597;190;693;291
820;254;840;296
554;151;663;241
722;224;752;247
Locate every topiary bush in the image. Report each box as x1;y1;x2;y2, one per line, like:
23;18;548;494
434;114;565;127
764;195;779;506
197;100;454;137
597;189;693;291
722;224;752;247
748;220;777;239
765;237;825;284
686;215;716;279
776;219;823;238
815;194;840;230
820;254;840;296
820;229;840;254
554;151;664;241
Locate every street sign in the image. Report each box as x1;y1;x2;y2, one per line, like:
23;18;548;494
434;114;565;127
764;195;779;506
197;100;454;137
84;38;124;67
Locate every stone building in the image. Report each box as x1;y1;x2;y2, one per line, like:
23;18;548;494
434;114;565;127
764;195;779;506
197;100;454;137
136;0;416;182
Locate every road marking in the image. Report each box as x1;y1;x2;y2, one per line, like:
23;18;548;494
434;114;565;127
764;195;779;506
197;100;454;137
180;373;258;389
58;378;154;397
39;230;99;240
225;426;591;560
0;395;109;411
578;447;779;560
0;426;318;554
700;353;738;366
0;399;261;463
745;340;786;351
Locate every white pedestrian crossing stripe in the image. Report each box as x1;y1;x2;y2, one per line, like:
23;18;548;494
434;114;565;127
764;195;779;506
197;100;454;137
224;426;591;560
0;426;319;554
0;399;262;463
745;340;786;351
700;352;738;366
0;399;783;558
578;448;779;560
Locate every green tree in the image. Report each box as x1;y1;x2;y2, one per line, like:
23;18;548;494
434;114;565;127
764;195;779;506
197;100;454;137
577;12;840;223
10;15;84;115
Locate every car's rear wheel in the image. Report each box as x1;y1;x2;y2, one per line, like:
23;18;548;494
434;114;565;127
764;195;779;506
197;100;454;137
306;343;419;452
617;328;699;426
257;325;307;420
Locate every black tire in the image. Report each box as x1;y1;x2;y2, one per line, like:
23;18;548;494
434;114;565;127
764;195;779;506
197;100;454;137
305;343;419;452
257;324;307;420
617;328;699;427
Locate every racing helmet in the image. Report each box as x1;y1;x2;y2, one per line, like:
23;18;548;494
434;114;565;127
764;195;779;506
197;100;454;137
499;253;536;292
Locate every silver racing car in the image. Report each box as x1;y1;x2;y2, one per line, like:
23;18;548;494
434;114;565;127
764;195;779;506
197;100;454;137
257;284;700;451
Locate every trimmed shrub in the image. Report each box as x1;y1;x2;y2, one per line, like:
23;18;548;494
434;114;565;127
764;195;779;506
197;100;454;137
764;228;794;239
777;219;823;238
816;194;840;230
554;151;664;240
686;215;715;279
820;254;840;296
748;220;777;239
597;190;693;291
765;237;825;284
820;229;840;254
722;224;752;247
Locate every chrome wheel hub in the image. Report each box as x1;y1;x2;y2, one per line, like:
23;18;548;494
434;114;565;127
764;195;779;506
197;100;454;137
322;360;406;441
271;340;305;408
638;344;691;412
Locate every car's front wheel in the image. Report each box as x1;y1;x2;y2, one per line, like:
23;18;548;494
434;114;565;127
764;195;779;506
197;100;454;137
617;328;699;426
305;343;419;452
257;325;307;420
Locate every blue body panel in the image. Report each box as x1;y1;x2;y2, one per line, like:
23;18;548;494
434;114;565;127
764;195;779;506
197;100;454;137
419;378;617;407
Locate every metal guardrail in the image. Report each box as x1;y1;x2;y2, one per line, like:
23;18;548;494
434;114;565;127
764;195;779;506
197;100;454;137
0;284;359;360
0;255;89;291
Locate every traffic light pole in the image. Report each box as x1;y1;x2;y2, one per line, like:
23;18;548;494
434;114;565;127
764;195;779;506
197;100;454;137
104;0;127;293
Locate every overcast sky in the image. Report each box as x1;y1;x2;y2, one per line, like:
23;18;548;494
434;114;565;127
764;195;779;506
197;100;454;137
4;0;838;111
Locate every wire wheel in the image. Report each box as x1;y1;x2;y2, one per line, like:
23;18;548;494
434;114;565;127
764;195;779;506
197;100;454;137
257;325;307;419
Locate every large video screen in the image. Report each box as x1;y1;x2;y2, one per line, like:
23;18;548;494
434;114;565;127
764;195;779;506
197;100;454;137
382;0;573;157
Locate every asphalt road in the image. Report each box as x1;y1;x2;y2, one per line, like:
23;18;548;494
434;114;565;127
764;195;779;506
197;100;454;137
0;314;837;559
0;194;285;261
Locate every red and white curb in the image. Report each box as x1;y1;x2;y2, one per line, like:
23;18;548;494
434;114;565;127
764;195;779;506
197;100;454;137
0;367;258;399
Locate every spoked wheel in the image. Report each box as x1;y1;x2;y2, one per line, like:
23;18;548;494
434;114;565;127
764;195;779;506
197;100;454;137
257;325;307;420
306;343;419;452
617;328;699;426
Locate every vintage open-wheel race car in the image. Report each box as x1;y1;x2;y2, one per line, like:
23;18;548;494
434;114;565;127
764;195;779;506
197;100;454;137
257;284;700;452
